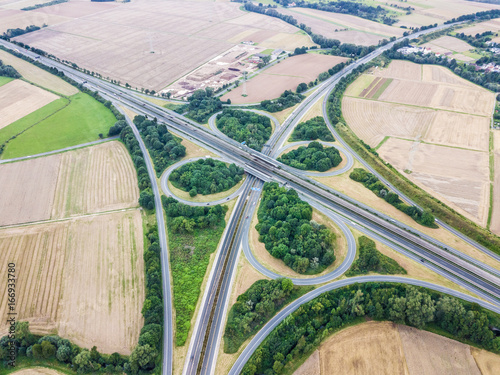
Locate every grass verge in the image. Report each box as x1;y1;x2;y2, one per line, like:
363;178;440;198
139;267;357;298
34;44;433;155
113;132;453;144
0;76;14;87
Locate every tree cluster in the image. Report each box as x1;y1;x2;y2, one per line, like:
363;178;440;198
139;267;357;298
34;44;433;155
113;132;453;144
216;109;272;151
181;88;223;123
0;59;21;78
2;25;40;39
21;0;67;11
119;126;155;210
162;196;227;233
346;236;406;276
224;278;311;353
169;158;244;197
278;141;342;172
385;41;500;92
349;168;436;227
260;90;304;112
290;117;334;142
242;283;500;375
133;115;186;176
454;30;495;48
256;182;336;274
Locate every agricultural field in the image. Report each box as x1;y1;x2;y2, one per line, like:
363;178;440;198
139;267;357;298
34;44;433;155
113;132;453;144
0;210;144;354
221;54;347;104
491;132;500;236
1;92;117;159
0;49;77;96
0;141;139;226
294;321;499;375
280;7;404;46
421;35;476;62
0;79;59;129
459;18;500;41
12;0;312;91
342;60;494;225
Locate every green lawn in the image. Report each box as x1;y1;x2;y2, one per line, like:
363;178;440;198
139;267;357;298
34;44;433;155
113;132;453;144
0;76;14;87
1;92;116;159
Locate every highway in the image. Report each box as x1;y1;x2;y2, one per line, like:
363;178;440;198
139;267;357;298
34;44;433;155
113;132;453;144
2;19;499;374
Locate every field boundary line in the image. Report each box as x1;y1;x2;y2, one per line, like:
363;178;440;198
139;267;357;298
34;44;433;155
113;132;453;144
0;207;140;230
0;136;120;164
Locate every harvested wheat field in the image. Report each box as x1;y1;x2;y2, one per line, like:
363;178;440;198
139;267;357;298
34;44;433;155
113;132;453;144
0;79;59;129
490;132;500;236
10;368;66;375
0;49;77;96
0;141;139;227
343;61;494;224
471;347;500;375
279;7;403;46
222;54;347;104
378;138;490;225
13;0;309;91
0;154;60;227
459;19;500;38
0;209;144;354
0;7;69;33
293;321;499;375
422;35;473;54
51;141;139;218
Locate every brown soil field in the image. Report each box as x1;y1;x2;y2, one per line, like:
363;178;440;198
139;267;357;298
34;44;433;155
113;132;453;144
0;49;78;96
399;325;481;375
0;210;144;354
313;162;500;272
0;7;68;34
13;0;310;91
343;61;494;224
0;154;60;227
471;348;500;375
318;321;407;375
0;79;59;129
51;141;139;218
222;54;347;104
373;60;422;81
378;138;490;225
294;321;500;375
458;19;500;37
422;35;473;53
0;141;139;227
491;132;500;235
342;97;435;147
10;368;66;375
280;8;403;46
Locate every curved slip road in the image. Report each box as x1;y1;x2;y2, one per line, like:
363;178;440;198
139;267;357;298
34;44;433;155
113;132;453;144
160;156;247;207
276;140;354;177
229;275;500;375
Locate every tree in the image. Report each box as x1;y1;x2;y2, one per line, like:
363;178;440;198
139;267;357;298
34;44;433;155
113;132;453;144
129;344;158;373
41;340;56;358
32;343;43;359
56;345;72;362
405;287;435;328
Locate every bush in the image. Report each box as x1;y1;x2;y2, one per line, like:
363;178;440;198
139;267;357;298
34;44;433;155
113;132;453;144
169;158;244;196
260;90;304;112
278;141;342;172
346;236;406;276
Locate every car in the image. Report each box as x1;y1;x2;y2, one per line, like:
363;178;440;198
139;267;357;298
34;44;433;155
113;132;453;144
206;203;209;205
246;216;249;219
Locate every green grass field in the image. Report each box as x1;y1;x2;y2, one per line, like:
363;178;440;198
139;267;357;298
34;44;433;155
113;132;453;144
0;76;14;87
1;92;116;159
0;98;69;145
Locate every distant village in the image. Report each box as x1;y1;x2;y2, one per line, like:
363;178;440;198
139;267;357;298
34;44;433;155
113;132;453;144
397;43;500;73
